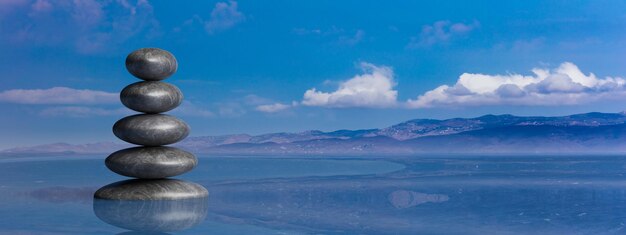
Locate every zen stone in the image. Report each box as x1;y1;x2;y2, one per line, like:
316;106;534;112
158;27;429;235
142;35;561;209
113;114;189;146
121;81;183;113
106;146;197;179
94;179;209;200
93;196;208;232
126;48;177;81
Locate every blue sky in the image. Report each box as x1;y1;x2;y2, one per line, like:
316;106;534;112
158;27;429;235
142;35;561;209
1;0;626;148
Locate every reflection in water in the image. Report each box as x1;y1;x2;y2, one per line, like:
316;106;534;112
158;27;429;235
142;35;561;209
14;156;626;234
116;232;172;235
202;172;626;234
93;196;209;233
30;186;95;204
388;190;449;209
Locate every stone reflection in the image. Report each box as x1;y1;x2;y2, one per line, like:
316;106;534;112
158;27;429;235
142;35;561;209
388;190;449;209
116;232;171;235
93;194;209;233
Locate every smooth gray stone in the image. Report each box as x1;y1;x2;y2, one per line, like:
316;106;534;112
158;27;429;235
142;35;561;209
93;196;208;232
94;179;209;200
113;114;190;146
106;147;197;179
121;81;183;114
126;48;177;81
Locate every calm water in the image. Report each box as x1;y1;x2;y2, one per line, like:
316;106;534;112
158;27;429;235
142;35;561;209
2;155;626;234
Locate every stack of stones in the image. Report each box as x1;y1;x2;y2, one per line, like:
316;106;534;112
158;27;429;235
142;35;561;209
95;48;207;200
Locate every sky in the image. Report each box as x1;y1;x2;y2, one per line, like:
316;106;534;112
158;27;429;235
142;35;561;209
1;0;626;148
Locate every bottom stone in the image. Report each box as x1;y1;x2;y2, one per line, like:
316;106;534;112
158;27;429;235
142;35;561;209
94;179;208;200
93;196;208;232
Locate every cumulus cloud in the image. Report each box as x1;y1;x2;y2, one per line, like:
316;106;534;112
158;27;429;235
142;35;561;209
407;62;626;108
0;87;118;105
407;20;480;48
302;62;398;108
204;0;245;34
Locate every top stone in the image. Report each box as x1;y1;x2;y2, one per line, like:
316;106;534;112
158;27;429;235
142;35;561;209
126;48;178;81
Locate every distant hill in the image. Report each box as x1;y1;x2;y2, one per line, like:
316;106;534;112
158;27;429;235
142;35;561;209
4;112;626;156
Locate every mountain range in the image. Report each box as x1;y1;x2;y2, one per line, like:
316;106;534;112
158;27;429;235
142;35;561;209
5;112;626;156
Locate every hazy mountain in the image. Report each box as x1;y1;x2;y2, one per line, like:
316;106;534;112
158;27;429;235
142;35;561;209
1;142;130;156
4;112;626;156
375;112;626;140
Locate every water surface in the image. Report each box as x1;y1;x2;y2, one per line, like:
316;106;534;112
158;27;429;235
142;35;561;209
1;155;626;234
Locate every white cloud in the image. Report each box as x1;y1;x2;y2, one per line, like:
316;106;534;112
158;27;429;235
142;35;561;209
256;103;292;113
407;62;626;108
302;62;398;108
407;20;480;48
40;106;129;118
0;87;118;104
204;0;245;34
